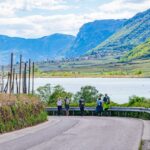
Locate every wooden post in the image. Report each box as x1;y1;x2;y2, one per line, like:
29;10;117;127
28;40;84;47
19;55;22;94
28;59;31;94
23;62;27;94
0;66;4;92
16;74;19;94
4;72;10;93
2;66;4;92
11;68;15;94
9;53;13;94
32;62;35;94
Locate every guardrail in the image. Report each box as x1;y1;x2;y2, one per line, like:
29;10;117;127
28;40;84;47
46;107;150;120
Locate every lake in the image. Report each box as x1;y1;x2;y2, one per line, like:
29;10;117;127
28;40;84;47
34;78;150;104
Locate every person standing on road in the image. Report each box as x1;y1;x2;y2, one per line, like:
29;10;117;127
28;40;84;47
96;95;103;116
57;98;62;116
64;97;70;116
103;94;110;111
79;97;85;116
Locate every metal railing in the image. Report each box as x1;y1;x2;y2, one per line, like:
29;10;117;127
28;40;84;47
46;107;150;115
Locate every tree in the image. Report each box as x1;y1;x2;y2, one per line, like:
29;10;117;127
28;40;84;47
74;85;99;103
49;85;73;105
36;84;51;103
36;84;73;105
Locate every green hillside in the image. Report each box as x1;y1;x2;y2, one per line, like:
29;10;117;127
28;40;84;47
66;19;125;57
121;38;150;61
88;9;150;57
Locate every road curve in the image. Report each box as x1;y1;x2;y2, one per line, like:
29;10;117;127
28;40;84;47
0;117;145;150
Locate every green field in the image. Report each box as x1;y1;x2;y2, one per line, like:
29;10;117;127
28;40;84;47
36;58;150;78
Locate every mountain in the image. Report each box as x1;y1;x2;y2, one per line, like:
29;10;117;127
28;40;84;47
66;19;126;57
89;9;150;57
0;34;75;64
121;38;150;61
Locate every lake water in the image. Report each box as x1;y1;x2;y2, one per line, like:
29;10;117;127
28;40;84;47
34;78;150;104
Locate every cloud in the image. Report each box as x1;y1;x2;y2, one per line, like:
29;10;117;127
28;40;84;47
0;14;87;38
98;0;150;16
23;0;71;11
0;0;71;17
0;0;149;38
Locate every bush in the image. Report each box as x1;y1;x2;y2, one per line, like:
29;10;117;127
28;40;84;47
74;85;99;103
0;94;47;133
36;84;52;103
49;85;72;105
37;84;73;105
128;96;150;108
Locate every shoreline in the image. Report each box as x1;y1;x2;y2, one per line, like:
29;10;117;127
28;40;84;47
34;75;150;78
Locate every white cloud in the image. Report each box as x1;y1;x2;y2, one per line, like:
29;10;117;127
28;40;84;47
0;14;86;38
98;0;150;18
0;0;149;38
30;0;70;10
0;0;71;17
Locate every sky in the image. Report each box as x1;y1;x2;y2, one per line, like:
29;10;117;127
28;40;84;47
0;0;149;38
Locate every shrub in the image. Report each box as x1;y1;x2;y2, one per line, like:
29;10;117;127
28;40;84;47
128;96;150;108
0;94;47;133
49;85;72;105
37;84;73;105
74;85;99;103
36;84;52;103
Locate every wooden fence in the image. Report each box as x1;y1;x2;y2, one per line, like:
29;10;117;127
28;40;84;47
0;53;35;94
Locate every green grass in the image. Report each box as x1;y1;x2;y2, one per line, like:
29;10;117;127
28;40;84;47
35;58;150;78
121;38;150;61
139;140;143;150
0;94;47;133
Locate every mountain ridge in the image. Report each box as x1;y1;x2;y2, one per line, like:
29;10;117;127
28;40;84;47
67;19;126;57
88;8;150;57
0;33;75;63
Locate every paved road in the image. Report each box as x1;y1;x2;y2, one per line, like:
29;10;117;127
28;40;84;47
0;117;145;150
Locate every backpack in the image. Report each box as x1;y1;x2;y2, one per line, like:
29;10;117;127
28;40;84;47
103;96;110;104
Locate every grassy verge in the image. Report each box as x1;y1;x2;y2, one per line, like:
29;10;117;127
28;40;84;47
0;94;47;133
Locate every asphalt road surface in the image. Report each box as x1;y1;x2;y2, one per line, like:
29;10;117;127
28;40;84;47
0;117;145;150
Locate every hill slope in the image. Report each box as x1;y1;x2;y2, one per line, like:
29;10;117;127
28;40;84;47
121;38;150;61
0;34;75;64
89;9;150;57
66;19;126;57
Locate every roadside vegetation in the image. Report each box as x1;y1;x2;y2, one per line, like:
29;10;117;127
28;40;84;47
0;94;47;133
37;84;150;120
37;84;150;108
